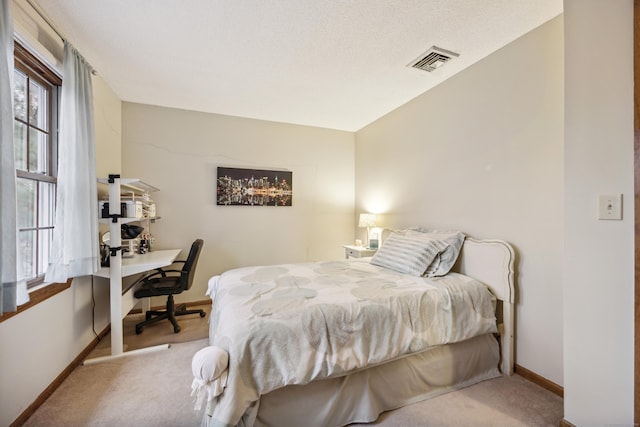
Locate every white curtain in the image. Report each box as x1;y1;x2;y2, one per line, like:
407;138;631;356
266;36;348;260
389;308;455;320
0;0;28;315
45;41;98;283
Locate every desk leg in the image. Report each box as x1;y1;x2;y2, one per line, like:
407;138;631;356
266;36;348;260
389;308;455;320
141;297;151;315
84;288;168;365
110;272;124;356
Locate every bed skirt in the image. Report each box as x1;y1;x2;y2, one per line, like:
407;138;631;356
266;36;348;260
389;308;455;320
234;333;500;427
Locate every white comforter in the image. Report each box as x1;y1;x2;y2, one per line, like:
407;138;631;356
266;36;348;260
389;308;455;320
204;259;497;426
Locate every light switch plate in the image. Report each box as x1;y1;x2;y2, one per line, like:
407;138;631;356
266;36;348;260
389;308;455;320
598;194;622;220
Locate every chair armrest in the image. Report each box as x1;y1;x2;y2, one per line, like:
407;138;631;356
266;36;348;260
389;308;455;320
155;269;182;275
138;267;181;283
134;259;186;284
158;260;186;274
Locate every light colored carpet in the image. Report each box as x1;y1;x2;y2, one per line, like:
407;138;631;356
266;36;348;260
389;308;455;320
24;338;208;427
23;305;563;427
348;374;563;427
24;304;212;427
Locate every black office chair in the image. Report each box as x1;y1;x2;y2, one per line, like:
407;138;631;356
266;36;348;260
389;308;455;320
133;239;206;334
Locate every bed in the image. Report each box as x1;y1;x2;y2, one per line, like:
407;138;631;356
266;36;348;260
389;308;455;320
191;231;515;427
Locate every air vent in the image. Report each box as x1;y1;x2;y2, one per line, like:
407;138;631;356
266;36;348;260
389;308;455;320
409;46;459;72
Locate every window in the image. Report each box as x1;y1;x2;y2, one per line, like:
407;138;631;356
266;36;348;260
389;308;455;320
13;42;61;287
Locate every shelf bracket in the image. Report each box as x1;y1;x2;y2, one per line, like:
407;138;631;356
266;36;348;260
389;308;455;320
108;173;121;184
109;246;122;256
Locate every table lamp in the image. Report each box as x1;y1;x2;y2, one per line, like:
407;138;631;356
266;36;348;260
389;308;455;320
358;213;377;248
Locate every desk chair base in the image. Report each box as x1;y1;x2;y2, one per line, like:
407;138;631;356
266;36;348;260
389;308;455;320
135;295;206;334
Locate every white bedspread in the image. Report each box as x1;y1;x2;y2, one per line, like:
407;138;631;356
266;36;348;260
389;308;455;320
204;259;497;426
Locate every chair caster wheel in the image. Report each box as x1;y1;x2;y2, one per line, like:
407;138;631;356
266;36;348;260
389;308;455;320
135;326;143;334
174;326;181;333
200;312;206;318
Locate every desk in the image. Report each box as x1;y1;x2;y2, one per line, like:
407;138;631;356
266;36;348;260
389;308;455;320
85;249;181;365
94;249;181;279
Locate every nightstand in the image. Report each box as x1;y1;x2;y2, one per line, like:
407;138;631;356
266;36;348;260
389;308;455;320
344;245;377;259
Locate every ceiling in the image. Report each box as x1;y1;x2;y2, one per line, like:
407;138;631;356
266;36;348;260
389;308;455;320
32;0;562;132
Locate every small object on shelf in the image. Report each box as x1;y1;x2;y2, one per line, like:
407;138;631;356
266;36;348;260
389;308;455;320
369;231;379;250
121;224;144;239
138;232;154;254
99;200;144;219
121;239;138;258
100;234;110;266
145;202;156;218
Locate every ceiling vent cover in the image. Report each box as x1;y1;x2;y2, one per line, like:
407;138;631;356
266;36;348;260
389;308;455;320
409;46;459;72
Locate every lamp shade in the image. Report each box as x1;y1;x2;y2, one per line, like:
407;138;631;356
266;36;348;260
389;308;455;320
358;213;377;228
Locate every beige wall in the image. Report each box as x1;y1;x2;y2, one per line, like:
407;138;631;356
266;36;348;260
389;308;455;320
355;17;565;384
121;103;355;304
563;0;634;424
94;77;122;179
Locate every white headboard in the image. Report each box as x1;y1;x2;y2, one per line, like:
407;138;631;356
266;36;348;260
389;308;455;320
454;237;516;375
455;237;515;304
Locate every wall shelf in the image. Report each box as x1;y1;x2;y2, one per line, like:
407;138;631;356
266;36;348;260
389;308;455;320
97;178;159;194
98;177;158;225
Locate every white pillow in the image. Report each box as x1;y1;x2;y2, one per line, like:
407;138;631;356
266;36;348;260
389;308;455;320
191;346;229;410
406;229;465;277
370;232;449;276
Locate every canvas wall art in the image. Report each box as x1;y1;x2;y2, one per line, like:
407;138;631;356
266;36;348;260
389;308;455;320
217;167;292;206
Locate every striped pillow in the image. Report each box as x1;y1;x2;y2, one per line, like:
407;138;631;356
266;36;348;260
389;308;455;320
370;233;449;276
406;229;465;277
